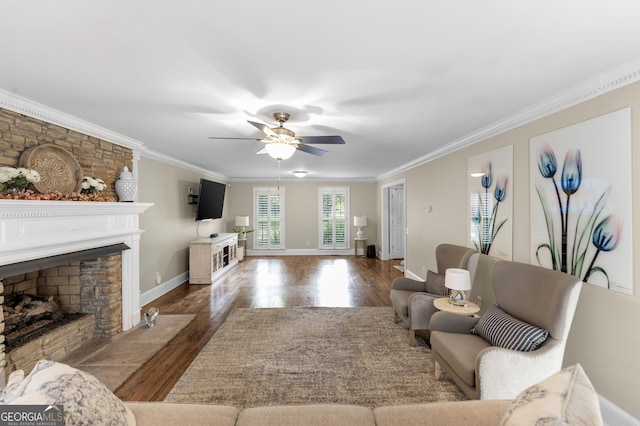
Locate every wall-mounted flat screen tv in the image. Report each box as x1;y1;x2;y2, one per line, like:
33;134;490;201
195;178;226;221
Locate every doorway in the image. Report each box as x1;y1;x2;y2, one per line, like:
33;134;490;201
381;179;406;261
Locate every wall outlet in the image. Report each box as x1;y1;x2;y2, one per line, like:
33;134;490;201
155;272;162;284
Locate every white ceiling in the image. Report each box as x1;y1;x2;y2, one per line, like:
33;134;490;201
2;1;640;181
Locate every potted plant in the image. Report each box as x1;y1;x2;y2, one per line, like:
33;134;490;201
232;226;254;240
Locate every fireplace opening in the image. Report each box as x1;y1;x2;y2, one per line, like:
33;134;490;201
1;244;130;377
3;292;87;352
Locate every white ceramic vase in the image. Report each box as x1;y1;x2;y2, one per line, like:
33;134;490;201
115;166;137;202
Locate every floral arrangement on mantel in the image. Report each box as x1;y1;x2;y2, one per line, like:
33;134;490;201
0;168;115;202
81;176;107;194
0;166;41;193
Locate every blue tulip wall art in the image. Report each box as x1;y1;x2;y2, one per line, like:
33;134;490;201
534;143;622;284
471;161;509;255
468;145;513;260
530;108;632;294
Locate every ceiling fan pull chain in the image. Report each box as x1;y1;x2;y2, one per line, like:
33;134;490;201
277;159;282;190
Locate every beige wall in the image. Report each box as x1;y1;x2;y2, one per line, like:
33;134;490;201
226;181;377;251
378;81;640;418
137;157;228;293
137;165;377;293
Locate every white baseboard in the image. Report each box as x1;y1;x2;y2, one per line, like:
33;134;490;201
600;395;640;425
404;268;424;281
246;248;355;256
140;272;188;306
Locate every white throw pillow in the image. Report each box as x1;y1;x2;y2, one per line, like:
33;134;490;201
5;360;136;426
501;363;602;425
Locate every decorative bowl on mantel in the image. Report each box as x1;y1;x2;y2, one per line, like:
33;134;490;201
19;144;83;194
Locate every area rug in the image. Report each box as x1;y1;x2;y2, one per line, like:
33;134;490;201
165;307;465;407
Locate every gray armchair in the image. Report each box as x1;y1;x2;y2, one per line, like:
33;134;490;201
430;260;582;400
390;244;477;346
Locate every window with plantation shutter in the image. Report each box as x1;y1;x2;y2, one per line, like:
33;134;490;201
254;187;285;249
318;187;349;250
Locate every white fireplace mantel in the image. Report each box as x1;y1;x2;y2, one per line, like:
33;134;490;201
0;200;153;330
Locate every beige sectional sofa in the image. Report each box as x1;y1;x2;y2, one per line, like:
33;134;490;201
1;360;601;425
126;400;511;426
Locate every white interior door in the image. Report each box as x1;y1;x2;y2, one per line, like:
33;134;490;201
390;185;405;259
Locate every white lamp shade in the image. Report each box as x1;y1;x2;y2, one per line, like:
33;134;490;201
444;268;471;291
264;142;296;160
235;216;250;227
353;215;367;227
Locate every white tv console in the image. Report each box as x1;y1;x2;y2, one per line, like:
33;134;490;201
188;233;238;284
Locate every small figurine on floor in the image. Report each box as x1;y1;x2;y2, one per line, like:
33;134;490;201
144;307;159;327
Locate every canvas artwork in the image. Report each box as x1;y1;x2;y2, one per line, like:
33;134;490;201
529;108;633;294
467;145;513;260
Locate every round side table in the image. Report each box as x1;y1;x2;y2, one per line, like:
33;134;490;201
433;297;480;316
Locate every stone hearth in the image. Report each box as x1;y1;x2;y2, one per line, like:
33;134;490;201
0;200;152;386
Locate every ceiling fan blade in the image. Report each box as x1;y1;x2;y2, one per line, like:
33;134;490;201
296;143;329;157
247;120;280;138
297;135;345;145
208;136;262;141
256;147;268;154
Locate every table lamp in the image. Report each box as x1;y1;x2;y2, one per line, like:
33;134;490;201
235;216;250;239
445;268;471;306
353;215;367;239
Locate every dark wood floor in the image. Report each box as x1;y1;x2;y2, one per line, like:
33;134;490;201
114;255;403;401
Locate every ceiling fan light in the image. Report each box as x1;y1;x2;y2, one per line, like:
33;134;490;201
293;170;308;178
265;142;296;160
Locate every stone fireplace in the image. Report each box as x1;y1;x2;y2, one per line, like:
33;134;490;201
0;199;152;386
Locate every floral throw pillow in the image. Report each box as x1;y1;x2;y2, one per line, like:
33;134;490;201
5;360;136;426
0;369;25;404
501;363;602;425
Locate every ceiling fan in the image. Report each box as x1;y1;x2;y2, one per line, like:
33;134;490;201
209;112;345;160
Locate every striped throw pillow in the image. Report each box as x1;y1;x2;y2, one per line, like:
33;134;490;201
471;304;549;352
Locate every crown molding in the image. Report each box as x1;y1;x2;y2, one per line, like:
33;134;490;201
376;56;640;181
141;148;229;182
228;176;376;183
0;89;146;152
